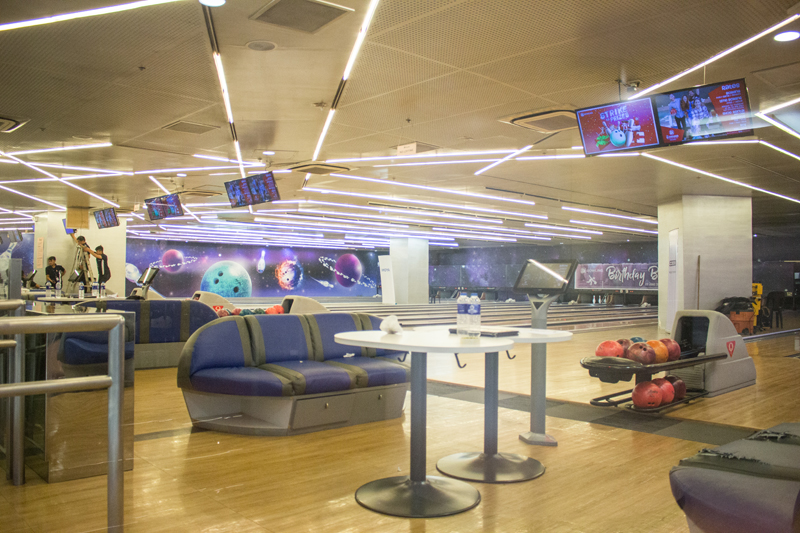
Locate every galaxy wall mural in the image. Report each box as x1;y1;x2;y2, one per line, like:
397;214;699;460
125;239;380;298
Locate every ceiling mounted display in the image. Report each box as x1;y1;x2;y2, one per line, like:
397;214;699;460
250;0;352;34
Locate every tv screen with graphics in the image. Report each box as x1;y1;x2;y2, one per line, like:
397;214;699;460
145;194;183;221
652;78;752;145
513;260;577;294
225;172;280;207
94;207;119;229
137;267;159;286
224;178;256;208
576;99;661;156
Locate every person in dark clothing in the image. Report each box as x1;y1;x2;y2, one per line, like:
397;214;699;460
45;256;66;285
92;245;111;283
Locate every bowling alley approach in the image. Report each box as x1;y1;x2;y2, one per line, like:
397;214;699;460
2;1;800;532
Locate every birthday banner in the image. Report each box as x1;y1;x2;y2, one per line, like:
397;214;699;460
574;263;658;290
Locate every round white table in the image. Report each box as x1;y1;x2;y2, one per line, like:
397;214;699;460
334;329;514;518
416;326;572;484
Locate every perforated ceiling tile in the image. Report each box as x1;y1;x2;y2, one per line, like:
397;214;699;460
321;132;416;159
368;0;462;36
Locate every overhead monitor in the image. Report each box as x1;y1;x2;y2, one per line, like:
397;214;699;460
576;99;661;156
137;267;159;286
513;260;577;295
652;78;752;145
145;194;183;221
224;171;280;207
62;219;76;234
94;207;119;229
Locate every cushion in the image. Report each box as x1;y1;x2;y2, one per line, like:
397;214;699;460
260;360;354;395
190;367;292;396
244;314;313;365
187;317;252;375
325;356;408;387
62;338;135;365
305;313;363;360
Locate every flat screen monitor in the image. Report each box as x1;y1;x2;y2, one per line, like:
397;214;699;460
513;260;577;295
62;219;75;234
145;194;183;221
652;78;752;145
576;99;661;156
94;207;119;229
224;172;280;207
137;267;159;286
224;178;255;208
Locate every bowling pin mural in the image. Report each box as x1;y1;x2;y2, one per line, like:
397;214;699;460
256;249;266;274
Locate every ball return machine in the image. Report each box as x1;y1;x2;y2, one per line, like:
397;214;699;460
514;260;577;446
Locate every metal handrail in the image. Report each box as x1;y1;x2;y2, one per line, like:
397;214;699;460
0;313;126;532
0;300;25;312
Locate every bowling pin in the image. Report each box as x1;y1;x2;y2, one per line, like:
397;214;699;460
256;250;266;274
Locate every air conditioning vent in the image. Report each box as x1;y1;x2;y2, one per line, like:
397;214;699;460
290;163;351;175
250;0;351;34
162;121;219;135
0;115;29;133
501;109;577;134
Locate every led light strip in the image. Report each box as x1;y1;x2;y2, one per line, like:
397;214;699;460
0;1;181;32
0;207;34;220
632;13;800;99
193;154;262;166
303;187;548;220
6;142;112;156
260;212;408;229
515;154;586;161
331;173;537;207
641;152;800;205
569;220;658;235
253;216;459;240
475;145;532;175
690;139;800;163
373;158;501;168
300;200;505;224
297;208;505;230
528;259;569;283
326;149;516;164
29;162;131;175
0;185;65;210
755;113;800;141
524;223;602;235
561;206;657;224
0;152;119;207
134;165;246;174
760;94;800;114
148;176;200;222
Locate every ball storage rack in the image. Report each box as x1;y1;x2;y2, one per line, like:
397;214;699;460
579;350;728;413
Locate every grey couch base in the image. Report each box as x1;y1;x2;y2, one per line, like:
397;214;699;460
182;382;408;436
134;342;184;369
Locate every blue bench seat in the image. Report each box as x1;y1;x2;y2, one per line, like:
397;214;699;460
191;367;292;397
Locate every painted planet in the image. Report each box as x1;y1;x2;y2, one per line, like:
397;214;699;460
334;254;362;288
275;259;303;290
161;249;185;273
125;263;142;283
200;260;252;298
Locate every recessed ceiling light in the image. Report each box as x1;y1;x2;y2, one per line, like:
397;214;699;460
774;31;799;41
199;0;225;6
263;151;275;155
177;173;186;177
247;41;276;51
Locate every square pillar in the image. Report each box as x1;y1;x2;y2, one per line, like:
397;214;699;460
389;238;429;304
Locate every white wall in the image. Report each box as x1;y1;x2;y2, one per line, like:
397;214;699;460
389;237;429;304
33;212;127;295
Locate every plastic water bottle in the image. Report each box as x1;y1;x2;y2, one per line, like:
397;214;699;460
467;295;481;338
78;283;85;299
92;280;99;298
456;295;469;337
55;279;62;298
100;282;106;298
45;281;52;298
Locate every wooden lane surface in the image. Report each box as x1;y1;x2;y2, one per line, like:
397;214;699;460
1;377;701;533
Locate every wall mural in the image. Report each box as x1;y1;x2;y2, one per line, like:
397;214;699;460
125;239;381;298
0;233;34;276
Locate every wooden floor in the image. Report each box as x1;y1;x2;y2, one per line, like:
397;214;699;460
1;322;799;532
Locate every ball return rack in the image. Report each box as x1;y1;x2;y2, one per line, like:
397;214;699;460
579;350;728;413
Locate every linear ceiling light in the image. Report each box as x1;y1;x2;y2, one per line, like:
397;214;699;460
0;1;181;32
569;220;658;235
28;162;131;175
297;200;505;224
298;208;503;230
755;112;800;141
374;159;501;168
690;139;800;163
312;109;336;161
0;185;65;210
561;206;657;224
0;152;119;207
759;140;800;163
134;165;244;174
525;222;602;235
633;13;800;99
642;152;800;205
0;207;34;219
193;154;261;166
331;173;537;207
761;95;800;114
475;145;532;175
303;187;548;220
7;142;113;156
326;150;516;164
515;154;586;161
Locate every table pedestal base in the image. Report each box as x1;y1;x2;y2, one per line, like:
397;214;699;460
437;452;545;483
519;431;558;447
355;475;480;518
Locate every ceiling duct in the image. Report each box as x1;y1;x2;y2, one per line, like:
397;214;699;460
290;163;351;174
162;121;220;135
250;0;351;34
500;109;577;134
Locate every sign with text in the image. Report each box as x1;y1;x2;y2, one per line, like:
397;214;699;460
574;263;658;290
576;99;661;155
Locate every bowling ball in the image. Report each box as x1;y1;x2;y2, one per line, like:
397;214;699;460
595;340;624;357
265;307;277;315
632;381;662;409
652;378;675;405
646;340;669;364
232;308;242;315
334;254;363;288
627;342;656;365
616;339;633;358
665;376;687;400
200;261;252;298
254;308;265;314
274;305;284;314
660;338;681;361
240;309;253;316
161;249;185;273
216;309;230;318
630;336;647;343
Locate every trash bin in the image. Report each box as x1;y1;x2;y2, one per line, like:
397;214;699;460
728;310;754;335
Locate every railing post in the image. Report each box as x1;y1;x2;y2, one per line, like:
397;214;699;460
107;318;125;531
10;303;24;485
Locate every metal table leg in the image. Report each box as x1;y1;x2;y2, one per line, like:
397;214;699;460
355;351;481;517
436;352;545;483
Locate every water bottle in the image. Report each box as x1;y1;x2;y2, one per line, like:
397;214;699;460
55;279;62;298
456;295;469;337
92;280;99;298
78;283;85;299
467;295;481;338
100;282;106;298
45;281;52;298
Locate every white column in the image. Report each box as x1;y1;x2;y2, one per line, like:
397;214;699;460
658;195;752;332
389;237;429;304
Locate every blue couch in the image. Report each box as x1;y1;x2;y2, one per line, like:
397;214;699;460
177;312;410;436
